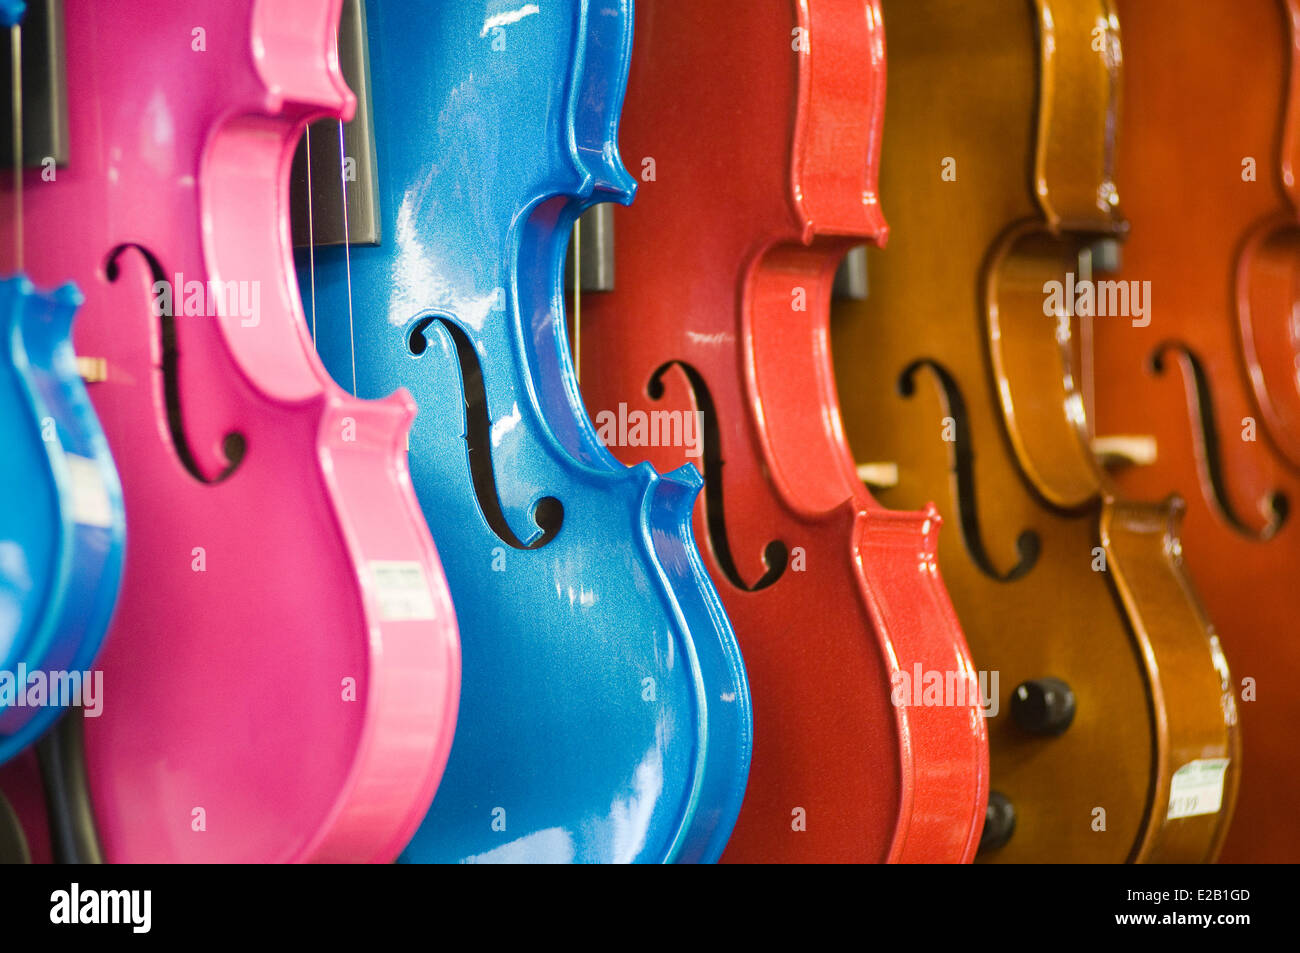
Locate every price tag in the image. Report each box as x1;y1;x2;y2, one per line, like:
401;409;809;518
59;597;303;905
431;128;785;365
370;560;437;622
1167;758;1230;820
66;454;114;529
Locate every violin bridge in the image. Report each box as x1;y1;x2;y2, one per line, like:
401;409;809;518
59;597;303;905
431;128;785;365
0;0;69;168
1092;435;1157;468
76;355;106;383
856;461;899;489
289;0;380;248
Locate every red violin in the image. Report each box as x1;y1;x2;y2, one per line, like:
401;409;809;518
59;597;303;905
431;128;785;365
576;0;988;862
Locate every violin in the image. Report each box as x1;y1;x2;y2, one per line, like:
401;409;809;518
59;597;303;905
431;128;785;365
0;278;124;864
1;0;123;764
1090;0;1300;863
1;1;123;868
0;0;461;862
0;279;124;762
831;0;1238;861
294;0;752;863
575;0;988;863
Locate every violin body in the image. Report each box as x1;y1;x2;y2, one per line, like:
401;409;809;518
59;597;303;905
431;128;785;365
576;0;987;863
0;0;460;862
298;0;751;863
831;0;1238;861
1091;0;1300;863
0;277;123;759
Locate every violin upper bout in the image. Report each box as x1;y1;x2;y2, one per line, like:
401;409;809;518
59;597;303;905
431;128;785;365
1031;0;1125;233
793;0;888;243
573;0;636;204
1280;0;1300;206
250;0;356;121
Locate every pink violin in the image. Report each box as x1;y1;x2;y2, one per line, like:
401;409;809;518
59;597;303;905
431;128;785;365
0;0;459;862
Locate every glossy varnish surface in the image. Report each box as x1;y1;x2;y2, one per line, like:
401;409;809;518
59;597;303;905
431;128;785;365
299;0;753;864
832;0;1238;862
0;0;462;862
1092;0;1296;863
578;0;988;863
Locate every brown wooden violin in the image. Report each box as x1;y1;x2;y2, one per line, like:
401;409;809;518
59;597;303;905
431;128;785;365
832;0;1239;862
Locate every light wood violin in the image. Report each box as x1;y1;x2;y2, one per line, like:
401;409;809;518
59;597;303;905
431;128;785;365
832;0;1239;862
1090;0;1300;863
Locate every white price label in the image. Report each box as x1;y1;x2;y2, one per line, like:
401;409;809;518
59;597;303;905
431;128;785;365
370;560;437;622
66;454;114;529
1167;758;1230;820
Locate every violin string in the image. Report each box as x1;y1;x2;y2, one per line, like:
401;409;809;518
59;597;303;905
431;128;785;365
573;215;581;383
305;124;316;344
1078;245;1096;429
338;118;357;397
10;23;22;273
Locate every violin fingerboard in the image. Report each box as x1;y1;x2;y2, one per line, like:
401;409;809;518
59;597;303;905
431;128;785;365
0;0;68;168
289;0;380;248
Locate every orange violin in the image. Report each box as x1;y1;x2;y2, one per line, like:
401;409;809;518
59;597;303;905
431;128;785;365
1091;0;1300;863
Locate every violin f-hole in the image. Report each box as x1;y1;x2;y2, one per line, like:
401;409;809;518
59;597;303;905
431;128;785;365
897;358;1040;582
104;243;246;484
1150;340;1288;540
648;360;787;592
408;315;563;550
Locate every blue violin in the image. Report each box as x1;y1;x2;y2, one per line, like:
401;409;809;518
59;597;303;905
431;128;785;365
1;0;123;764
295;0;751;863
0;277;123;758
